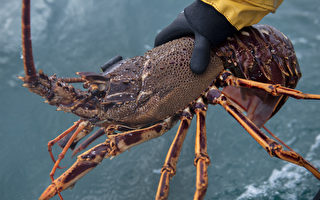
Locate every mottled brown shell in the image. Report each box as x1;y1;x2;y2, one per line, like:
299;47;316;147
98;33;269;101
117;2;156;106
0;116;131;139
100;37;224;127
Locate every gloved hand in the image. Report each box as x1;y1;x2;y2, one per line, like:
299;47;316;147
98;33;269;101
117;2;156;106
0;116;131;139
155;0;237;74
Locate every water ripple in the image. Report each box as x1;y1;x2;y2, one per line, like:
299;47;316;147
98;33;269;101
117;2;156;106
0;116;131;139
237;134;320;200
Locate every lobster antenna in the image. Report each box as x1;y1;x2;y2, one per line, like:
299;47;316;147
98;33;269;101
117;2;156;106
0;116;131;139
22;0;37;82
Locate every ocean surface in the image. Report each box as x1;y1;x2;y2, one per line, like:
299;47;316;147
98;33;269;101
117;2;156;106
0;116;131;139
0;0;319;199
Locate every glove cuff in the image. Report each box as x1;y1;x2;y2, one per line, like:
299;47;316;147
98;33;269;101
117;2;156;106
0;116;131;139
184;0;237;46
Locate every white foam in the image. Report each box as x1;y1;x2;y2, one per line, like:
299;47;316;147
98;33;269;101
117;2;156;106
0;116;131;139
308;134;320;160
237;134;320;200
152;168;161;174
310;134;320;153
237;163;304;200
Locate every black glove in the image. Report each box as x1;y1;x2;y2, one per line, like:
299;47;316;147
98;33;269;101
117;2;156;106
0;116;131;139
155;0;236;74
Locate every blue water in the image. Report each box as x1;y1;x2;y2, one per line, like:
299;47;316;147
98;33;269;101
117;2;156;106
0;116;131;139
0;0;319;199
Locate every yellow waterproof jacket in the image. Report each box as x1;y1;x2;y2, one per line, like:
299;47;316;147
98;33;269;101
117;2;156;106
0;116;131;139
201;0;283;30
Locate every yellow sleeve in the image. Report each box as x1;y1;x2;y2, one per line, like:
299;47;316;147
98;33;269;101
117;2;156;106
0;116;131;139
201;0;283;30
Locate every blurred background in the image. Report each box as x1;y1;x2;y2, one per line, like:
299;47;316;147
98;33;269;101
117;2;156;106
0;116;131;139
0;0;319;199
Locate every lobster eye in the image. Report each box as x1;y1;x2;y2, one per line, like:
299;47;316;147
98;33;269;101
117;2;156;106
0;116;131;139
98;83;107;91
89;83;109;98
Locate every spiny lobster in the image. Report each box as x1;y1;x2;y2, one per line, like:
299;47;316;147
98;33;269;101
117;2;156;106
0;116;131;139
20;0;320;199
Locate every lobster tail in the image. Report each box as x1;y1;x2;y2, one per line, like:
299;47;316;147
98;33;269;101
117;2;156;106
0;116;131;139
22;0;37;82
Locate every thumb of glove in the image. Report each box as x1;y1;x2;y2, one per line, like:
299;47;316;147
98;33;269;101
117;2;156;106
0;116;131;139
190;32;211;74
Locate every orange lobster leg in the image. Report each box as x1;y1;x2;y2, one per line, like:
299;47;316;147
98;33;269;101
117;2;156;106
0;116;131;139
221;71;320;99
193;98;210;200
48;120;90;199
156;108;193;200
207;86;320;180
71;124;136;156
39;143;109;200
47;120;82;165
39;118;175;200
49;121;89;180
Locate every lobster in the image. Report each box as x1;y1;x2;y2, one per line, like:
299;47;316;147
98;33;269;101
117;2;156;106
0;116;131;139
20;0;320;199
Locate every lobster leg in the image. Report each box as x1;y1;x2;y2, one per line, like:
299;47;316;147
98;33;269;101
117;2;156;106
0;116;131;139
39;118;175;200
71;128;105;156
156;108;192;200
220;71;320;99
48;120;82;165
39;143;109;200
71;124;137;156
71;124;136;156
206;86;320;180
193;98;210;200
50;121;90;182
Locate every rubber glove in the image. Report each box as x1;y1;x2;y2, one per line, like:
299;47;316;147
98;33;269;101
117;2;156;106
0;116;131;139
155;0;236;74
